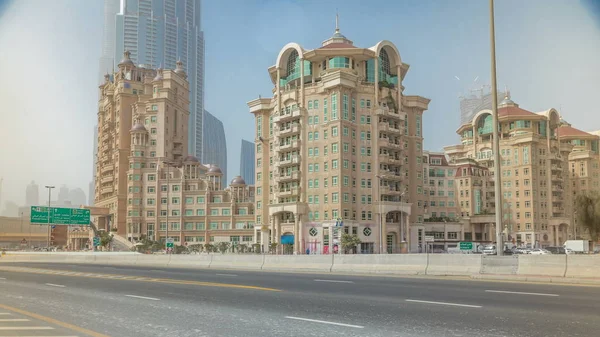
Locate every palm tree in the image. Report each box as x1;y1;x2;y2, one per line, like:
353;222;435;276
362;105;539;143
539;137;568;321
573;192;600;242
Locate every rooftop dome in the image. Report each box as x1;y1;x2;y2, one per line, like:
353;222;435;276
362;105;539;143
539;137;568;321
207;165;223;175
174;59;186;76
230;176;246;186
130;123;147;132
118;50;135;67
153;68;163;81
184;155;200;163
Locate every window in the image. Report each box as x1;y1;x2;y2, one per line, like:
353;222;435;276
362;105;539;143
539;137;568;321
332;126;338;137
323;98;328;122
196;209;205;216
342;94;348;120
147;186;155;193
331;93;338;120
332;143;339;153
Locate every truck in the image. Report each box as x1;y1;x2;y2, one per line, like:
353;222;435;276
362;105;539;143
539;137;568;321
563;240;591;254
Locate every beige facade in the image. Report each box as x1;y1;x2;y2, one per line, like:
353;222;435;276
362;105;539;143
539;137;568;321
445;94;572;248
0;216;47;248
95;52;255;247
248;25;429;254
558;123;600;240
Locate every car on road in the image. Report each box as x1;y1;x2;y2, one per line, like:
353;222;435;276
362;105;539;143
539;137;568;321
530;248;550;255
545;246;566;254
482;245;497;255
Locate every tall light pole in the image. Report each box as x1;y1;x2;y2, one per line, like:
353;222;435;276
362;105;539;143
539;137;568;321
163;160;177;253
489;0;504;255
45;185;55;248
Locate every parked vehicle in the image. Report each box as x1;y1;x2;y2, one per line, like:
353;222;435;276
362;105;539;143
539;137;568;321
482;245;497;255
563;240;590;254
545;246;566;254
530;248;550;255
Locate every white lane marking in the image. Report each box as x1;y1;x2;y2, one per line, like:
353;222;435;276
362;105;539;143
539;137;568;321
125;294;160;301
0;318;30;322
285;316;364;329
0;327;54;330
45;283;66;288
149;269;166;272
405;299;482;308
216;273;238;277
485;290;559;297
314;279;354;284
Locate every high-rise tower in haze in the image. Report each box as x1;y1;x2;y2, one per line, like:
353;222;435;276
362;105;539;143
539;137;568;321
202;109;227;182
25;181;39;206
98;0;120;82
240;139;255;185
114;0;205;161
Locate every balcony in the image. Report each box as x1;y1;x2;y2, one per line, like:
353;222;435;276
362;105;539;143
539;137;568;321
278;171;300;182
100;175;114;184
551;165;562;172
278;155;300;167
101;133;110;142
100;164;114;174
378;122;390;132
552;185;564;193
278;188;299;197
552;206;564;213
100;186;114;195
376;106;403;120
274;107;301;123
278;124;300;136
278;140;301;151
101;122;113;132
551;174;563;182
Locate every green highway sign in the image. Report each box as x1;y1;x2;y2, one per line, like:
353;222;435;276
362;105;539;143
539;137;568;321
166;238;174;249
459;242;474;250
30;206;90;226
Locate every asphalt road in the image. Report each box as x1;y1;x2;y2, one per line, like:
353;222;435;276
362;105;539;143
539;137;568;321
1;262;599;337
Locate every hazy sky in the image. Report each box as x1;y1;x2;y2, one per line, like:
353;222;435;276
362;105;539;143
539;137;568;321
0;0;599;207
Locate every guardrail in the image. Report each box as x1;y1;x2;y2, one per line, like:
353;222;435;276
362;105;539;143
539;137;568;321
2;252;600;284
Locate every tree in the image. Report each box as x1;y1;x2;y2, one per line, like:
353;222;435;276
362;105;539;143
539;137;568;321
341;234;362;254
574;192;600;242
252;243;262;254
269;243;279;254
99;231;113;249
217;242;230;254
203;243;214;253
188;244;203;253
238;243;248;254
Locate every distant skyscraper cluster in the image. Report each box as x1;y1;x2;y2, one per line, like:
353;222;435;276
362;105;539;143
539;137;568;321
239;140;255;185
25;181;39;206
202;109;227;182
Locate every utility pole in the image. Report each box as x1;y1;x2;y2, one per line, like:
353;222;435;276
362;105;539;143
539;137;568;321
45;185;55;248
489;0;504;255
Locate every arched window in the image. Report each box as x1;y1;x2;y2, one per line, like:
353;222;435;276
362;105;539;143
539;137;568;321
286;50;299;77
379;49;391;76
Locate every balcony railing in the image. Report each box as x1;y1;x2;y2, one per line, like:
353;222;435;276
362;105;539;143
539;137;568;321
278;188;299;197
278;155;300;166
278;124;300;136
100;164;114;174
278;171;300;182
278;140;301;151
274;107;301;123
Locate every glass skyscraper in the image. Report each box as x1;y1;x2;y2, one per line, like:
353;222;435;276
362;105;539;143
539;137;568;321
202;110;227;182
240;140;255;185
111;0;205;160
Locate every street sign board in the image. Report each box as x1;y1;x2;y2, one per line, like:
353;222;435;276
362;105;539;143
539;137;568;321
424;236;435;242
166;238;174;248
93;237;100;247
459;242;474;250
30;206;90;225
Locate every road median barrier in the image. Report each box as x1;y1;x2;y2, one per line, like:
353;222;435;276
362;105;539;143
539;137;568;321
209;254;264;270
425;254;482;276
517;255;566;277
480;255;518;275
262;254;333;272
565;255;600;279
331;254;426;275
167;254;212;268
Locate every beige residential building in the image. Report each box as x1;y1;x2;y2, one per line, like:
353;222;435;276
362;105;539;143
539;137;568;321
248;22;429;254
445;93;572;248
95;52;255;247
558;123;600;240
420;151;463;252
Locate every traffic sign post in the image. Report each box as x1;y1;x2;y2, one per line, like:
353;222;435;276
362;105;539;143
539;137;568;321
93;237;100;247
30;206;90;225
459;242;474;251
166;238;174;253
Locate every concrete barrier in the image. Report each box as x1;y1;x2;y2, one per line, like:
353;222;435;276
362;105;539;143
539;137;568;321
481;255;518;275
332;254;426;275
263;255;333;272
167;254;211;269
210;254;264;270
517;255;566;277
565;255;600;279
135;254;171;268
425;254;482;276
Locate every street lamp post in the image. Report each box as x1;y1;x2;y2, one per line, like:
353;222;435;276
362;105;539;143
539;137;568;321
45;185;55;248
163;160;179;253
489;0;504;255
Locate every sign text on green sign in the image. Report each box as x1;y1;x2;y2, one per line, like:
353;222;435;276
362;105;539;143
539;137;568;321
30;206;91;226
459;242;474;250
